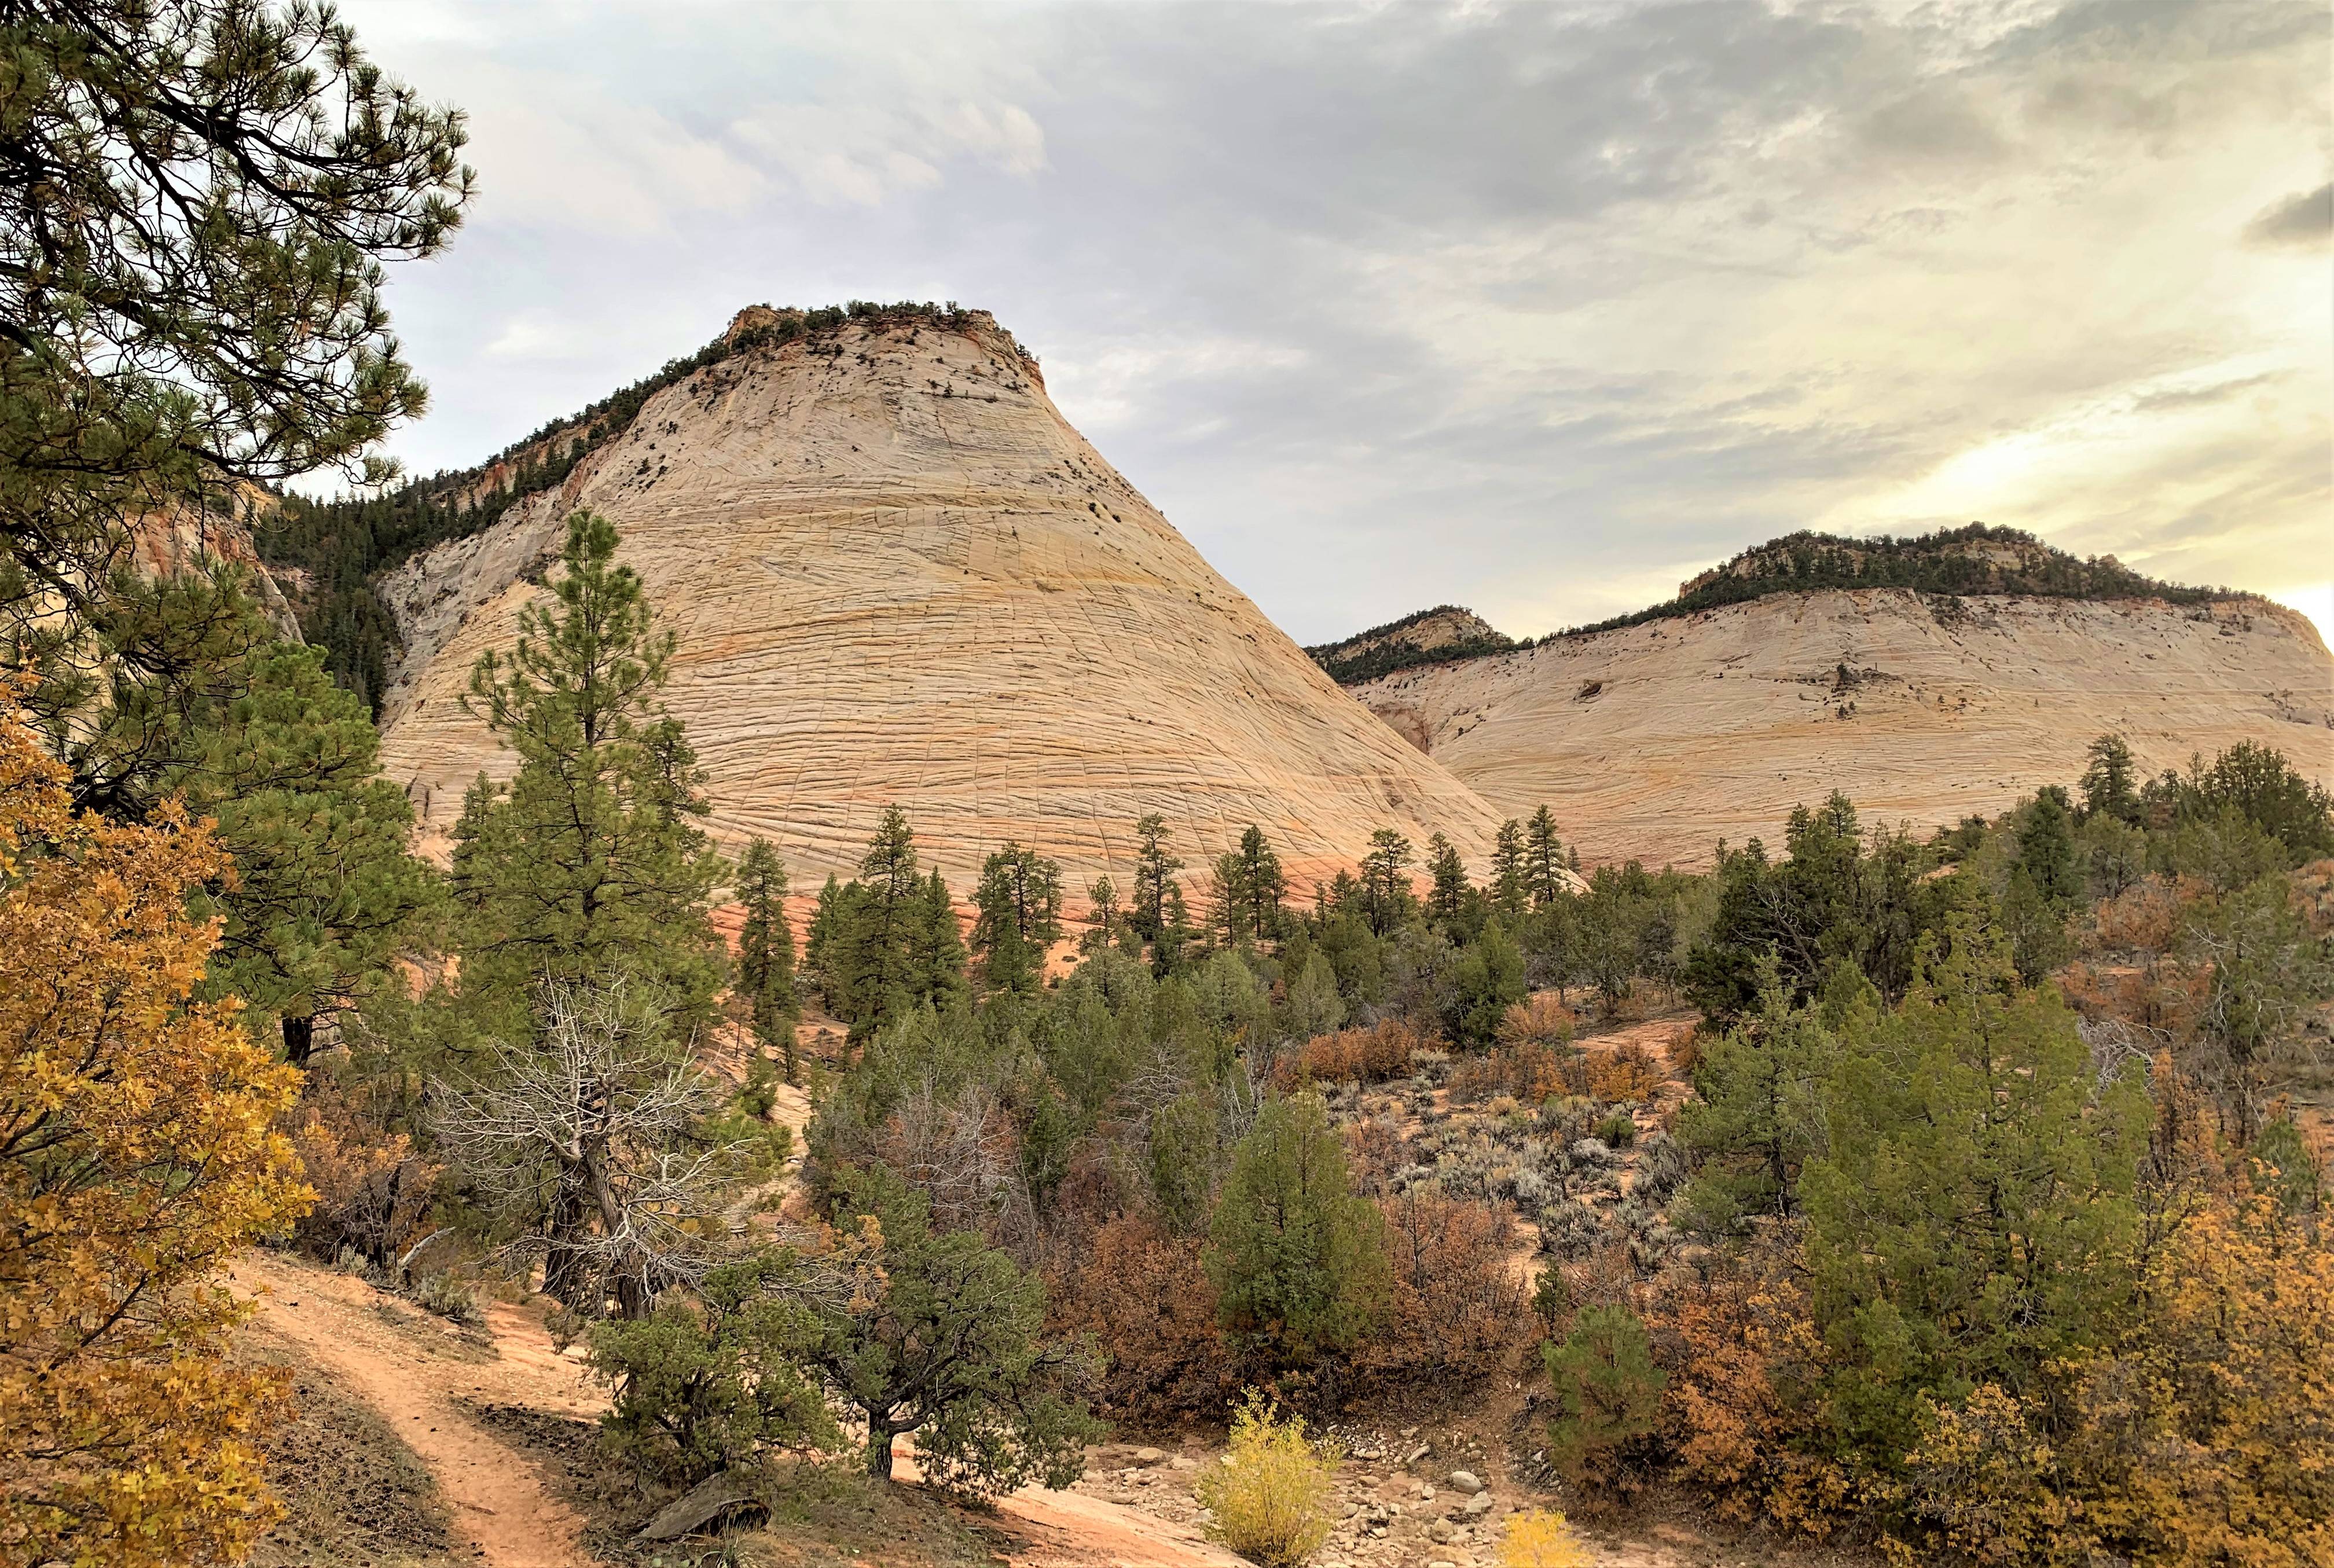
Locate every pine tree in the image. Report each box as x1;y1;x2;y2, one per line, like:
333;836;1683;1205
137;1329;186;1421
1208;848;1252;950
1675;974;1840;1229
832;807;926;1035
1130;813;1183;942
2016;785;2080;908
1233;824;1287;943
450;510;728;1030
1426;832;1469;925
1081;874;1121;955
1525;806;1566;908
909;868;969;1012
177;625;439;1064
804;873;845;1005
1358;828;1415;936
735;838;799;1083
973;843;1064;994
1491;818;1528;919
2079;733;2142;825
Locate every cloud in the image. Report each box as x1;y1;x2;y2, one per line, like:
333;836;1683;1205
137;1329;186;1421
729;99;1048;207
335;0;2332;645
2245;182;2333;248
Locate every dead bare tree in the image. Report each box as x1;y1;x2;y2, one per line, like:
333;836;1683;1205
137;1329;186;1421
435;977;742;1318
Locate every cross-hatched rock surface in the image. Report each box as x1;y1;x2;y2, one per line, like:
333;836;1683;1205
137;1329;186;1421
1356;589;2333;868
375;310;1503;885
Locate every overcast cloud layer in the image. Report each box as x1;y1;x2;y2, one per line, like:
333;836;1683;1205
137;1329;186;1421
335;0;2333;647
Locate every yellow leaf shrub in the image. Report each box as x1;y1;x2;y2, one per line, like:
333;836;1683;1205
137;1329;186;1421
0;682;311;1566
1905;1195;2333;1567
1499;1508;1592;1568
1196;1391;1342;1568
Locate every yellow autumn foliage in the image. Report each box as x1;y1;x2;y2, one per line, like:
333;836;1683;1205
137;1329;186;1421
1499;1508;1592;1568
0;680;311;1566
1906;1192;2333;1567
1195;1391;1343;1568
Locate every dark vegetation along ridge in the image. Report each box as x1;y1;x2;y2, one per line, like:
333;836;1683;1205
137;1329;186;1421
262;300;1019;711
1305;604;1520;686
1311;523;2252;685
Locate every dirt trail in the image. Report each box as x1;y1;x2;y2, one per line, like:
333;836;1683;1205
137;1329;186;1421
232;1254;592;1568
894;1448;1248;1568
240;1188;1236;1568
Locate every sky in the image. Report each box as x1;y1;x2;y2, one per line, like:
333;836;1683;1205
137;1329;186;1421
333;0;2332;648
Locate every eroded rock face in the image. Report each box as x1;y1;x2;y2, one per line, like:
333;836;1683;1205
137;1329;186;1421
375;311;1502;884
1354;589;2334;868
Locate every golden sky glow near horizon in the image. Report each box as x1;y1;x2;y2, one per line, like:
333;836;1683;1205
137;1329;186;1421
338;0;2331;652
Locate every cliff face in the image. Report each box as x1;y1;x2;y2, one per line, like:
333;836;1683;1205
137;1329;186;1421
373;310;1503;884
1355;589;2334;868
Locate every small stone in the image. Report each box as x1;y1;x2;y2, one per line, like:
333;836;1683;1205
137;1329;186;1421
1462;1492;1495;1517
1400;1426;1419;1439
1133;1446;1166;1466
1427;1520;1456;1544
1405;1443;1431;1466
1431;1560;1459;1568
1170;1455;1198;1471
1447;1470;1482;1495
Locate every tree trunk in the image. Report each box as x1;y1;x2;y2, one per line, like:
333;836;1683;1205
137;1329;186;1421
541;1181;595;1309
282;1013;316;1067
866;1422;897;1481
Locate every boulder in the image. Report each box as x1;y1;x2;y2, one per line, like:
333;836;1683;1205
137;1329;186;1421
1447;1470;1482;1494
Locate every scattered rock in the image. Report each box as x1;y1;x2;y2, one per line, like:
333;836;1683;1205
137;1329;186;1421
1132;1446;1166;1466
1462;1492;1495;1517
1447;1470;1482;1495
1428;1519;1457;1544
634;1471;762;1542
1405;1443;1431;1466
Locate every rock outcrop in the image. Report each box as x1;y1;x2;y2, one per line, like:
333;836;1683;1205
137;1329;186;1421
374;309;1503;886
1355;590;2334;868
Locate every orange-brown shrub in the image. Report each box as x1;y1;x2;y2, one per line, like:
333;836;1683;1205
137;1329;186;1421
1273;1018;1427;1091
1587;1041;1668;1105
1497;995;1577;1052
1342;1117;1410;1195
1360;1192;1529;1387
2093;875;2186;954
1451;1041;1587;1104
1047;1216;1234;1421
1664;1024;1702;1078
287;1080;438;1270
1644;1256;1848;1536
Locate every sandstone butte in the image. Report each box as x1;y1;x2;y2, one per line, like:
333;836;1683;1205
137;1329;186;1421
372;307;1505;890
1353;588;2334;870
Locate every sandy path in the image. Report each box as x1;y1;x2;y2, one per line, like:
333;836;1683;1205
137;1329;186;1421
890;1447;1246;1568
232;1254;592;1568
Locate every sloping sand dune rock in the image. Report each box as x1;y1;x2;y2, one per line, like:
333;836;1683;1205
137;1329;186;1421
376;310;1503;883
1357;589;2333;868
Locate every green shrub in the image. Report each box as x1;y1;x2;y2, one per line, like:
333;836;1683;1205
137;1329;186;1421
412;1272;485;1327
1205;1094;1390;1367
1595;1111;1637;1149
1543;1305;1665;1499
587;1254;837;1484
